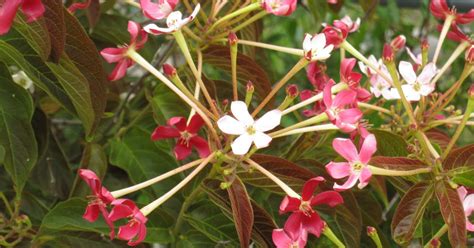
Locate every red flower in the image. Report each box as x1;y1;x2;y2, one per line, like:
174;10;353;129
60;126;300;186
430;0;474;24
322;20;349;47
100;21;148;81
68;0;91;13
0;0;45;35
441;24;472;44
279;177;343;238
140;0;178;20
340;58;362;88
151;114;210;160
272;225;307;248
109;199;148;246
79;169;116;239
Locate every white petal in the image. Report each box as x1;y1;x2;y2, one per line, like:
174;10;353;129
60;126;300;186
217;115;245;135
418;62;437;85
166;11;183;27
143;23;174;34
312;33;326;52
370;86;382;97
399;61;417;84
358;61;368;75
302;33;312;52
406;47;421;65
231;101;254;126
189;4;201;19
420;84;434;96
254;109;281;132
314;44;333;60
402;84;420;101
231;133;254;155
253;132;272;149
382;88;400;100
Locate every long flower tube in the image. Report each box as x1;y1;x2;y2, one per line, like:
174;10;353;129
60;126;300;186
430;41;470;86
207;2;261;33
270;124;338;138
367;165;432;176
126;50;220;142
432;15;455;64
110;158;205;198
140;152;216;216
213;39;305;56
269;113;329;138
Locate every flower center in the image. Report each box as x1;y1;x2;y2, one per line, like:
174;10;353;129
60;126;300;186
180;131;195;146
246;126;256;135
290;242;300;248
299;201;314;216
352;162;364;171
413;81;421;92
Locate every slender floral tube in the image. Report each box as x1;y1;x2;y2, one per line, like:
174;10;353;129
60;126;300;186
358;103;391;115
430;42;469;86
111;159;205;198
214;39;304;56
140;153;216;216
322;224;346;248
189;49;203;121
270;113;329;138
282;82;348;115
368;165;432;176
214;11;268;40
432;15;455;64
245;158;300;198
207;2;261;33
271;124;338;138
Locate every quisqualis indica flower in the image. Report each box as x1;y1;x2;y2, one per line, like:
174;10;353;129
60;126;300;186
390;35;406;52
430;0;474;24
302;33;334;61
444;24;472;43
140;0;178;20
100;21;148;81
261;0;297;16
109;199;148;246
217;101;281;155
272;227;307;248
399;61;437;101
406;47;422;67
68;0;91;13
457;186;474;232
322;20;349;47
151;114;210;160
339;15;360;33
0;0;45;35
325;134;377;190
79;169;116;238
279;177;343;238
144;4;200;35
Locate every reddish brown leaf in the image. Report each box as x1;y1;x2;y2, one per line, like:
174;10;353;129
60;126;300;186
86;0;101;28
370;156;427;171
226;177;254;248
443;144;474;171
435;180;467;247
391;182;434;245
426;129;451;150
42;0;66;62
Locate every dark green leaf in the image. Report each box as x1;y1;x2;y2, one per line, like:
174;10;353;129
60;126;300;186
71;143;108;197
372;130;409;157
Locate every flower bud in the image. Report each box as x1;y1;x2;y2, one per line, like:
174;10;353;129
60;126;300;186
246;81;255;93
429;238;440;248
228;32;238;46
163;63;177;77
222;99;229;108
465;45;474;64
286;84;299;98
245;81;254;106
421;39;429;51
382;43;394;63
390;35;406;52
366;226;376;236
469;83;474;100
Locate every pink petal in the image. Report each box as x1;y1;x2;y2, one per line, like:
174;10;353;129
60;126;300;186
300;90;314;101
67;0;91;13
109;200;135;221
100;47;126;63
284;212;304;241
189;136;211;158
140;0;176;20
186;114;204;134
458;186;468;201
301;212;324;237
359;134;377;164
151;126;180;141
333;172;359;191
108;59;131;81
301;177;325;201
0;0;23;35
99;204;115;239
325;162;351;179
167;116;187;131
322;80;334;109
358;167;372;189
311;191;344;207
467;221;474;232
127;21;141;44
272;229;292;248
174;142;192;160
78;169;101;195
128;223;147;246
332;138;359;162
332;89;357;108
117;222;140;241
83;204;100;222
279;196;301;214
337;108;363;124
463;194;474;216
21;0;45;22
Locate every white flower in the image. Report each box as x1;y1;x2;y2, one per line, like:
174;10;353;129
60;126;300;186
303;33;334;61
406;47;422;66
340;15;360;33
217;101;281;155
144;4;200;35
358;55;381;76
369;66;393;99
399;61;437;101
12;71;33;90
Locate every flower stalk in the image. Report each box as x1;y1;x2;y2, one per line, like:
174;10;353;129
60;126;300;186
430;41;470;86
423;224;448;248
207;2;261;33
322;223;346;248
269;113;329;137
367;226;383;248
367;165;432;176
432;15;455;64
271;124;338;138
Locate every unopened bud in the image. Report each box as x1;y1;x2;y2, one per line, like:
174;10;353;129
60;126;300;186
228;32;238;46
421;39;429;66
382;43;394;63
286;84;299;98
469;84;474;99
222;99;229;108
465;45;474;64
390;35;406;52
366;226;376;236
246;81;254;93
163;64;177;77
429;238;440;248
421;39;429;50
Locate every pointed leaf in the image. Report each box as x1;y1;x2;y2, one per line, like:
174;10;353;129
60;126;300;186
372;130;409;157
370;156;427;171
42;0;66;62
227;177;254;248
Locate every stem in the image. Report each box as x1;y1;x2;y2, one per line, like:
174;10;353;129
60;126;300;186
207;2;261;33
0;192;13;217
340;40;392;83
127;50;219;142
173;186;202;235
173;30;220;117
252;58;308;116
323;224;346;248
368;165;432;176
214;11;268;40
430;42;469;86
442;98;474;159
214;39;303;56
269;113;328;137
424;224;448;248
111;159;204;198
245;158;300;198
189;49;203;120
230;40;238;101
416;131;441;161
271;124;337;138
282;82;348;116
358;102;391;114
385;60;417;124
140;153;215;216
432;15;455;65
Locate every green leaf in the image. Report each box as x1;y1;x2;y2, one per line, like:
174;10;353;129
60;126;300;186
370;156;427;171
391;182;434;245
435;180;467;247
226;177;254;248
14;15;51;60
372;129;409;157
0;63;37;193
71;143;108;197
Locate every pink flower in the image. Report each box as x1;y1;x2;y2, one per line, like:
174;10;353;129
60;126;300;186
261;0;297;16
79;169;116;238
100;21;148;81
306;62;330;91
323;81;363;133
140;0;178;20
152;114;210;160
144;4;200;35
325;134;377;190
443;24;472;44
68;0;91;13
272;227;307;248
109;199;148;246
340;58;362;88
0;0;45;35
457;186;474;231
279;177;344;238
322;20;349;47
430;0;474;24
339;15;360;33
